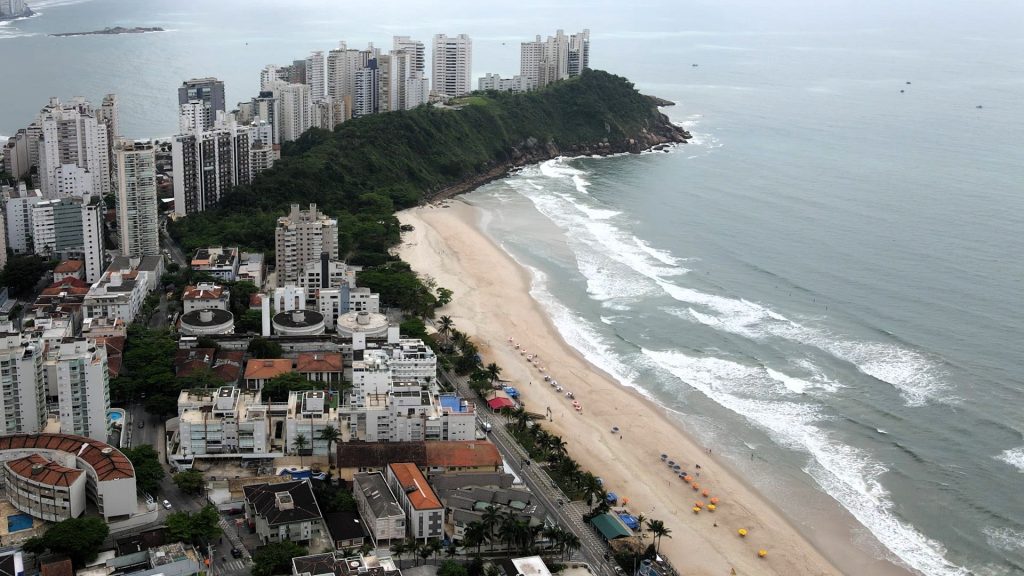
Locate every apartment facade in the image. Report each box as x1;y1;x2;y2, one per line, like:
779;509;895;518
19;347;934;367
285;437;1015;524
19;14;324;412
49;338;110;441
31;198;105;282
114;139;159;257
172;119;251;215
0;333;46;436
385;462;444;541
275;204;339;286
178;77;226;129
432;34;472;98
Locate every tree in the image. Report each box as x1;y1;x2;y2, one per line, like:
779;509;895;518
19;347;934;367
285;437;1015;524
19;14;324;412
465;521;489;556
0;254;50;297
436;287;453;308
173;469;205;495
417;543;432;566
261;372;317;402
236;309;263;333
485;362;502;384
437;315;455;348
252;541;308;576
482;506;501;551
390;540;408;567
248;337;282;358
319;424;341;468
166;505;222;545
429;539;443;564
562;532;581;560
26;516;109;567
438;560;468;576
123;444;165;495
294;433;308;467
635;513;647;543
646;519;672;555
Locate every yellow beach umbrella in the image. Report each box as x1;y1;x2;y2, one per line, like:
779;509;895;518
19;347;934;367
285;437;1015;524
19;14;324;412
738;529;748;537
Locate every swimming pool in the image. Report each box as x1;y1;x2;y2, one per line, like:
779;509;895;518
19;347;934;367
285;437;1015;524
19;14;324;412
8;513;33;532
108;411;123;421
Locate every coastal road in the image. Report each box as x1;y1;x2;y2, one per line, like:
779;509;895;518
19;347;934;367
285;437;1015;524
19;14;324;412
440;368;617;576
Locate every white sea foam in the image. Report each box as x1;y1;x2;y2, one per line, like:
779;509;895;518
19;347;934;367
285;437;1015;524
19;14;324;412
983;526;1024;553
633;236;686;266
995;447;1024;472
571;174;589;194
643;348;971;576
659;280;944;406
765;367;815;394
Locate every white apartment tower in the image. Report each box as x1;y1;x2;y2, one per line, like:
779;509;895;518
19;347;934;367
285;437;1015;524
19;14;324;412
31;198;105;283
0;334;46;436
274;204;339;287
432;34;472;98
172;117;252;216
3;183;44;253
306;51;326;101
327;42;380;121
36;97;113;199
50;339;110;442
273;82;312;142
520;29;591;90
389;49;430;111
114;139;159;257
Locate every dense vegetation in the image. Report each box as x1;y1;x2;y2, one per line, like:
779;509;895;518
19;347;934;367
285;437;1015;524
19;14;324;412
169;70;671;279
22;517;110;567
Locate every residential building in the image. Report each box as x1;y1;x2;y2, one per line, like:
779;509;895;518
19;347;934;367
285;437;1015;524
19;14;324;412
285;390;338;456
3;182;43;253
432;34;472;98
182;282;230;313
478;73;533;93
238;251;265;287
243;358;293;390
2;453;86;522
311;97;337;131
323;511;367;550
520;29;590;90
175;386;270;460
568;29;591;76
190;246;239;281
172;117;251;215
335;441;501;482
0;333;46;436
2;130;32;180
306;51;326;101
442;484;546;545
36;97;112;199
291;552;401;576
352;472;406;545
327;42;365;122
275;204;339;286
178;78;226;129
353;59;381;117
296;352;343;385
247;120;279;175
0;433;137;520
243;480;326;545
385;462;444;541
31;198;105;282
46;339;110;441
83;268;150;324
251;91;282;145
273;81;312;143
53;259;84;282
297;254;357;291
393;36;426;73
114;139;159;257
385;338;436;382
75;542;204;576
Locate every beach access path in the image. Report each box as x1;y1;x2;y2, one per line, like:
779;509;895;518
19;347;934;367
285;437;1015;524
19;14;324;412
398;200;847;576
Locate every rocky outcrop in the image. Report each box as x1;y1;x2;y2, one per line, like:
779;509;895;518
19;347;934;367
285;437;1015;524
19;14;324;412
427;104;690;202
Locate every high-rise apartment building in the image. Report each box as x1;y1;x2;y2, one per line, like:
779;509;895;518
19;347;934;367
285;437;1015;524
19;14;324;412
327;42;380;121
49;339;110;441
251;91;281;145
36;97;112;199
389;49;431;111
520;29;590;90
353;60;380;117
247;120;279;174
272;82;312;142
0;334;46;437
275;204;339;287
393;36;426;73
178;78;226;129
31;198;105;282
172;118;251;216
114;140;159;258
3;183;44;254
432;34;472;98
305;51;326;101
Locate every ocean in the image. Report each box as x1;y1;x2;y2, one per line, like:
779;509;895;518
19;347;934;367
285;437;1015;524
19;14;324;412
2;1;1023;575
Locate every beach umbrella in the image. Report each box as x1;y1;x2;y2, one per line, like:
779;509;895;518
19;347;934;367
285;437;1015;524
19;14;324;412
738;529;748;537
660;454;668;460
612;426;620;433
707;504;716;512
702;490;710;497
692;507;701;514
684;476;693;483
673;464;682;470
710;497;720;505
692;483;700;491
758;550;768;558
694;501;703;508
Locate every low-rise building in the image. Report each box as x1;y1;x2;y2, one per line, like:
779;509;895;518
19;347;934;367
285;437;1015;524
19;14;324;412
385;462;444;541
191;246;239;281
83;269;150;324
174;386;270;462
179;308;235;336
324;511;367;550
291;552;401;576
244;479;325;545
296;352;343;385
238;252;265;288
182;282;230;313
353;472;406;546
243;358;293;390
53;260;85;282
441;483;546;545
285;390;337;457
2;453;87;522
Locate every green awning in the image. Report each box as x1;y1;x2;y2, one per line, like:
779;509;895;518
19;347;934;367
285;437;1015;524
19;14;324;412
590;513;632;540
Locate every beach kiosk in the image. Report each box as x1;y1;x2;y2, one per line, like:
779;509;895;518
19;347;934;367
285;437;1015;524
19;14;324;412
590;513;633;542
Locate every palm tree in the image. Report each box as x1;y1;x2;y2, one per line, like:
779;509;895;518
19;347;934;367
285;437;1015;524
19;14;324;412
647;519;672;555
562;532;581;560
485;362;502;384
429;539;443;564
635;513;647;543
390;540;407;567
437;316;455;349
294;433;308;467
417;543;431;566
318;425;340;468
499;510;522;556
542;525;562;552
465;521;488;556
547;435;567;458
482;506;501;551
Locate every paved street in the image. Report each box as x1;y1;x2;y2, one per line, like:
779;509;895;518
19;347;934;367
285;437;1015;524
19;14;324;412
440;368;616;576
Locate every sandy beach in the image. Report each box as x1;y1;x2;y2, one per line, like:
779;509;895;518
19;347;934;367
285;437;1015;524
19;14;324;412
397;200;847;576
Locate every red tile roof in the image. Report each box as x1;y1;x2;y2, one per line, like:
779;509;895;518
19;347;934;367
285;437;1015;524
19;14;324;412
296;352;343;373
53;260;84;273
425;441;502;469
40;557;73;576
5;453;84;487
249;293;263;308
388;462;442;510
0;434;134;481
244;358;294;380
183;284;226;300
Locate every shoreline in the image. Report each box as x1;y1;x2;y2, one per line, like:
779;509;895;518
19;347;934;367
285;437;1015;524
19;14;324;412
398;198;860;576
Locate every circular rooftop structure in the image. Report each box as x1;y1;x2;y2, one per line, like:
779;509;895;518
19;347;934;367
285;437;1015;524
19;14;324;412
179;308;234;336
273;309;326;336
336;310;388;338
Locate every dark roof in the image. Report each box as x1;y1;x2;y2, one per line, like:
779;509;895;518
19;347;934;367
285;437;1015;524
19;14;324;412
337;441;427;469
39;556;73;576
273;309;325;328
293;553;341;576
0;553;17;576
591;513;633;540
115;527;168;555
243;480;322;526
5;453;84;486
180;308;233;327
324;511;367;542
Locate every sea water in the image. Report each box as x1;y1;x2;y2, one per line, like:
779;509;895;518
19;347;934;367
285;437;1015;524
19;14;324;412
2;1;1022;574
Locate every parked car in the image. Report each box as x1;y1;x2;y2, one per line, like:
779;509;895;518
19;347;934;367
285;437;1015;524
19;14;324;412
162;500;172;510
231;548;243;559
